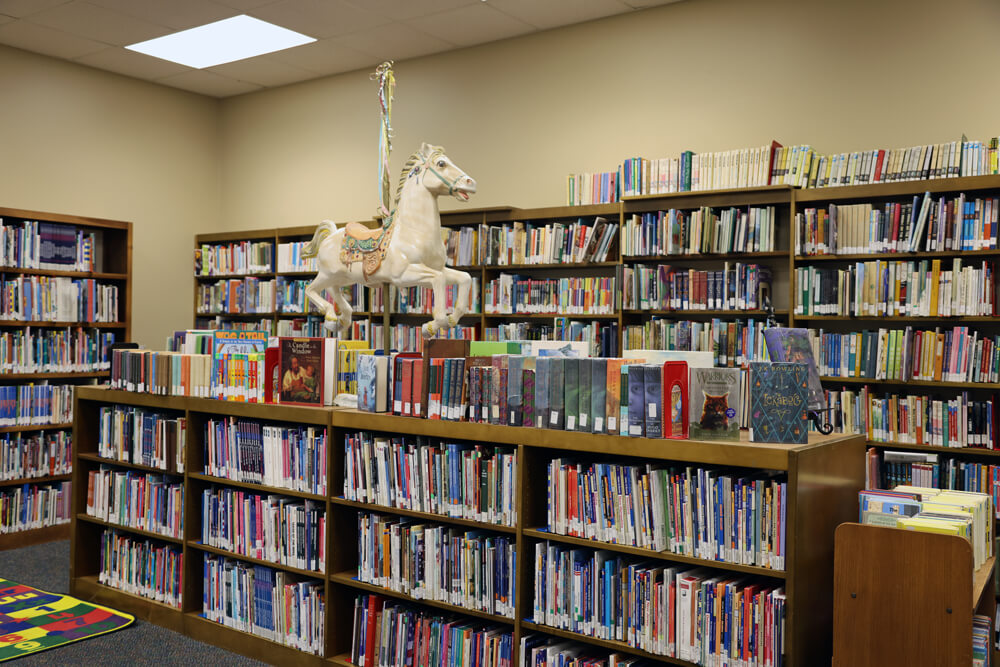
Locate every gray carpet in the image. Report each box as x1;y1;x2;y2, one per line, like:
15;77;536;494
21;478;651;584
1;540;267;666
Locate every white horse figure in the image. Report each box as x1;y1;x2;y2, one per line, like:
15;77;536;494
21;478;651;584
302;143;477;338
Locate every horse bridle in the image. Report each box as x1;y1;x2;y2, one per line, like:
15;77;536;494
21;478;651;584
419;152;466;196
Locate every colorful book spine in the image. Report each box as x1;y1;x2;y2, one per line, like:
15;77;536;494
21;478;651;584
0;430;71;480
99;528;182;608
85;466;183;539
0;480;71;532
198;240;274;276
98;405;185;473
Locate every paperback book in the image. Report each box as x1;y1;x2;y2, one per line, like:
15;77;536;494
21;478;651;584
688;367;741;440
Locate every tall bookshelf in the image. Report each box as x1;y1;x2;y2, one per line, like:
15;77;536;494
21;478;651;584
70;386;864;666
0;206;131;550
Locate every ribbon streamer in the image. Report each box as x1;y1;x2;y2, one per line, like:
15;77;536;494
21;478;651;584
371;61;395;219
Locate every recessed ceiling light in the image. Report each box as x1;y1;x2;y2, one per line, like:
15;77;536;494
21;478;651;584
125;15;315;69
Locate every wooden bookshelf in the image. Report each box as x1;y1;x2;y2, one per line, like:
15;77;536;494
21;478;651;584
70;386;865;666
0;206;131;550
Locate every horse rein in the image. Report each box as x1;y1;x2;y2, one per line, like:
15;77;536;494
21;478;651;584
417;153;466;196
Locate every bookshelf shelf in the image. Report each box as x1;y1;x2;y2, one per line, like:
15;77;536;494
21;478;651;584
483;312;619;320
330;496;517;534
795;315;1000;323
195;272;275;280
622;183;795;203
77;452;179;476
0;422;73;434
73;575;184;632
0;472;72;487
196;311;276;318
183;612;328;666
796;249;1000;262
796;174;1000;203
481;261;620;270
1;371;109;380
819;376;1000;390
329;571;515;626
389;311;481;319
75;513;184;545
521;528;787;579
327;654;353;667
623;251;789;262
519;620;693;666
622;309;788;317
187;472;328;502
189;542;324;578
0;207;131;549
864;441;1000;457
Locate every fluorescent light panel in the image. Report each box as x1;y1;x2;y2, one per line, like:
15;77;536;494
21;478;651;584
126;15;315;69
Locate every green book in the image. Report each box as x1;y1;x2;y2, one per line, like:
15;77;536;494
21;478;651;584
619;364;630;436
564;357;579;431
578;358;592;432
591;358;607;434
549;357;565;430
469;341;521;356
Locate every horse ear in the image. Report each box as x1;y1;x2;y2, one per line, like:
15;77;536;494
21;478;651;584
419;142;432;157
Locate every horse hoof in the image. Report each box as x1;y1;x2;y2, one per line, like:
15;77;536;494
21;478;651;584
323;320;339;333
422;322;436;338
446;315;457;327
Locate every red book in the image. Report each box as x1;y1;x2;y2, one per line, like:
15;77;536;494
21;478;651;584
766;140;782;185
873;149;886;182
663;361;689;439
420;339;470;418
401;357;413;416
411;357;424;417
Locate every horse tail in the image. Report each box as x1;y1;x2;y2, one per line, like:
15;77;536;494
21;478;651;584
302;220;337;258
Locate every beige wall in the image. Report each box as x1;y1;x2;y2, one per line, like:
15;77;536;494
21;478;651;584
0;44;220;348
218;0;1000;230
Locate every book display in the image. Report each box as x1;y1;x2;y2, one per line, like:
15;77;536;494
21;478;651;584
0;206;131;550
70;386;864;665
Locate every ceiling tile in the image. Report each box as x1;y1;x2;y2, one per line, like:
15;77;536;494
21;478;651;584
337;21;455;62
156;69;262;97
27;2;170;46
86;0;237;31
406;4;534;47
250;0;391;39
0;0;71;19
208;56;317;87
74;46;192;79
487;0;630;29
268;36;375;75
0;19;106;58
344;0;476;22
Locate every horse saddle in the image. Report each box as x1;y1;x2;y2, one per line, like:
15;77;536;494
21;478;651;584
344;222;383;241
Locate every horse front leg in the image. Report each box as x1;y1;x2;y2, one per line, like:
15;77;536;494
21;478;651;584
394;263;447;338
442;267;473;326
305;275;350;334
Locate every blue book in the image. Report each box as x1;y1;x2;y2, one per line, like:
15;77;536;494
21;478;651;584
627;364;645;437
749;361;809;444
643;363;663;439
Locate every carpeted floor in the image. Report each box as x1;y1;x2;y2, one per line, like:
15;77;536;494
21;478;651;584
1;540;267;666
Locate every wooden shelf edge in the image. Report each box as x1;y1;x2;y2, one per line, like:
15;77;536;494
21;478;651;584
522;528;786;578
77;452;180;475
331;497;517;534
71;575;184;631
819;376;1000;390
519;620;694;665
187;472;328;501
865;441;1000;457
189;542;325;579
75;513;183;544
0;422;73;434
0;472;72;487
0;522;69;550
184;612;328;665
973;556;995;610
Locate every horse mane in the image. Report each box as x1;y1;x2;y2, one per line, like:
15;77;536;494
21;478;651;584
393;145;445;209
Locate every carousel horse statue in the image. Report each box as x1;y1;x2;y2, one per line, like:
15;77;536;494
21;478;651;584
301;143;477;338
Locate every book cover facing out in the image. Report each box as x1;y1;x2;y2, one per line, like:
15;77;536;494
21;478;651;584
663;361;688;439
357;353;377;412
279;337;324;406
749;361;809;444
627;364;646;437
643;364;663;439
688;367;740;441
762;327;824;410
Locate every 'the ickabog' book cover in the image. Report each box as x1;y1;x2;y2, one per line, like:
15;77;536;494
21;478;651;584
688;367;741;440
749;361;809;444
762;327;824;410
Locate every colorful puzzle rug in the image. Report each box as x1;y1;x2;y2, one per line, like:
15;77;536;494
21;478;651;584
0;577;134;662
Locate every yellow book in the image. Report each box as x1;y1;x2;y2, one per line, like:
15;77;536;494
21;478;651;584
897;515;967;538
928;259;942;316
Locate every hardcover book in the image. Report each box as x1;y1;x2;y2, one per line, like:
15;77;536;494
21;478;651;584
507;355;525;426
578;358;592;432
590;358;607;434
278;337;325;406
522;358;536;428
357;353;389;413
548;357;565;430
644;363;663;439
534;357;550;429
663;361;688;439
627;364;646;437
688;367;741;441
564;357;579;431
605;359;624;434
762;328;824;410
749;361;809;444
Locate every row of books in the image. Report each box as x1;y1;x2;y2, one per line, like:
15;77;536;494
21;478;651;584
204;417;328;495
99;529;183;609
202;554;325;655
98;405;186;473
85;466;184;539
110;348;213;398
483;275;617;315
0;481;71;534
389;323;476;354
622;263;772;312
342;432;518;527
566;171;618;205
196;316;272;333
810;326;1000;384
619;144;783;196
196;240;273;276
201;487;326;572
1;218;98;272
859;485;992;569
357;512;516;619
350;595;513;667
795;194;1000;256
805;139;986;188
278;281;377;315
621;207;778;257
480;322;620;359
546;458;786;569
0;383;74;427
196;277;275;315
520;636;650;667
391;281;480;315
277;315;369;341
276;241;317;273
532;541;786;664
458;218;618;266
0;327;116;374
0;430;71;481
974;614;991;667
1;276;119;322
622;318;772;368
794;259;996;317
866;453;1000;522
824;386;996;449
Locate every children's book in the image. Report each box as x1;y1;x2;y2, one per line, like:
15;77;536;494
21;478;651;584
688;367;741;440
762;328;824;410
749;361;809;444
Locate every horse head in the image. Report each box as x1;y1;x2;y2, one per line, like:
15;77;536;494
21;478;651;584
411;142;477;202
